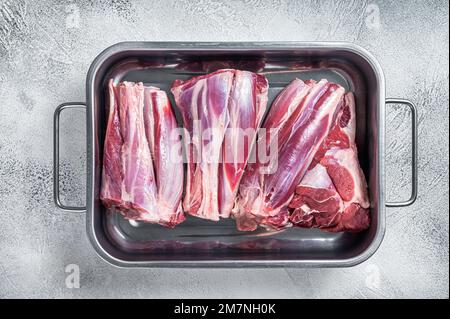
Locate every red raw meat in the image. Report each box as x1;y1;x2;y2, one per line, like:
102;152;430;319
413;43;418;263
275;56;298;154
100;81;184;227
171;69;268;221
289;93;370;232
234;79;345;231
288;163;344;228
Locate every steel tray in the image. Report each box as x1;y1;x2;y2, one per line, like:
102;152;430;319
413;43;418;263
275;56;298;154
53;42;417;267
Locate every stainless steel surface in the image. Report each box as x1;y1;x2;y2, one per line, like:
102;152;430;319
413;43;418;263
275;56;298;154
385;99;418;207
1;0;447;298
53;102;87;213
66;41;395;268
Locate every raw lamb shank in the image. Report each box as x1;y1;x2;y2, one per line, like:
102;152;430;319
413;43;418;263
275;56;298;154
100;80;184;227
171;69;268;221
234;78;345;231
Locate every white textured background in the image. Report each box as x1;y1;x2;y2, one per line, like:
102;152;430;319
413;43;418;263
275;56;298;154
0;0;448;298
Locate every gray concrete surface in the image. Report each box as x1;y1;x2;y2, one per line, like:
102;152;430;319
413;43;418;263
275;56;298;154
0;0;448;298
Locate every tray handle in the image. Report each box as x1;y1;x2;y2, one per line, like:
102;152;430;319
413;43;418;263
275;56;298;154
53;102;87;212
385;98;418;207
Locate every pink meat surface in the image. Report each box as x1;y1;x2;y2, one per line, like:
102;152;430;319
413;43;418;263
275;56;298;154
143;86;185;226
234;79;345;231
219;70;268;217
100;81;184;227
289;93;370;232
171;69;268;221
100;80;123;208
172;70;233;220
117;81;159;220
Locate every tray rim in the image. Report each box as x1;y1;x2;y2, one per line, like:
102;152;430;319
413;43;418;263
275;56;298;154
85;41;386;268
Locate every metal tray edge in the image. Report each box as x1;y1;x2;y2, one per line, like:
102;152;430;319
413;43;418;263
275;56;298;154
85;41;386;268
